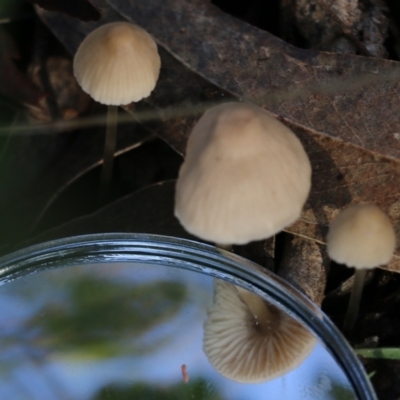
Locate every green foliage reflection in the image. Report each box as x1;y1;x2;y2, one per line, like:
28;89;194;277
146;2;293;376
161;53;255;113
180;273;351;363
27;276;187;359
93;378;223;400
328;382;355;400
312;374;355;400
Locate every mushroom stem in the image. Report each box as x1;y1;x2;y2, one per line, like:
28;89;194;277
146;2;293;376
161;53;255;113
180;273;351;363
343;268;367;335
216;243;232;252
236;286;274;322
279;235;329;306
99;105;118;205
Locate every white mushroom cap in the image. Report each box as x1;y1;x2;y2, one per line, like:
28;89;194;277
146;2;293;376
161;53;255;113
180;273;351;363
73;22;161;106
327;204;396;269
203;280;316;383
174;102;311;245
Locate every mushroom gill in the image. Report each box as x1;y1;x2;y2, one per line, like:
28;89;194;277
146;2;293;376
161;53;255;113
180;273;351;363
203;280;316;383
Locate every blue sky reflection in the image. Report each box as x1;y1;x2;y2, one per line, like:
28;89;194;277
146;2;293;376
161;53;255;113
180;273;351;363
0;262;355;400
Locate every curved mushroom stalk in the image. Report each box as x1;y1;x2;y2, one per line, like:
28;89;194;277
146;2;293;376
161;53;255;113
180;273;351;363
203;280;316;383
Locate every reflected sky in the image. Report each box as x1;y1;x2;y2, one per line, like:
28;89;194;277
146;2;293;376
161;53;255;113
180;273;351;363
0;262;355;400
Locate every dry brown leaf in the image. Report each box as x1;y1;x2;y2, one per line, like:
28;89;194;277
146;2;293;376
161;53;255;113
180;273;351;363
19;181;192;249
36;0;400;271
28;0;101;21
109;0;400;162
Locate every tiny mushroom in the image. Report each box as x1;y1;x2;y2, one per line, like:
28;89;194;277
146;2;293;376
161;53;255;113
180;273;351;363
174;102;311;246
327;203;396;334
73;22;160;105
203;280;316;383
73;22;161;202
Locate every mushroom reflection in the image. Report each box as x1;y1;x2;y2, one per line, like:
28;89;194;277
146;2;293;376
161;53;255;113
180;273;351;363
203;280;316;383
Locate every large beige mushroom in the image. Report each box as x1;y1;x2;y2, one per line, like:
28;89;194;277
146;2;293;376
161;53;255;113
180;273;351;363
73;22;161;203
174;102;311;245
327;203;396;334
203;280;316;383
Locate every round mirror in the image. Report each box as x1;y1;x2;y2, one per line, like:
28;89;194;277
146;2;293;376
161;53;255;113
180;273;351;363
0;234;375;400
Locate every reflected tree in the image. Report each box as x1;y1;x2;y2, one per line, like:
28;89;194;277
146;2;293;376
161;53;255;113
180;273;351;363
312;374;356;400
328;382;356;400
27;277;187;358
0;275;187;399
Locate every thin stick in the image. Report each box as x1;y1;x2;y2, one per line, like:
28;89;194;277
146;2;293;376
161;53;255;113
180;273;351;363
181;364;189;383
343;269;367;335
99;105;118;205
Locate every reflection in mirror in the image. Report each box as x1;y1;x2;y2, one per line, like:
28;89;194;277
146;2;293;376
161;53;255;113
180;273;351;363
203;280;316;383
0;263;356;400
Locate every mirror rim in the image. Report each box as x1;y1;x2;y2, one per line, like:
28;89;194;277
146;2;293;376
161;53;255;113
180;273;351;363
0;233;376;400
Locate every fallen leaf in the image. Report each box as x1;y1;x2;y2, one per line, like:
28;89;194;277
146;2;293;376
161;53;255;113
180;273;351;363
285;122;400;272
0;114;150;250
109;0;400;162
35;2;400;271
28;0;101;21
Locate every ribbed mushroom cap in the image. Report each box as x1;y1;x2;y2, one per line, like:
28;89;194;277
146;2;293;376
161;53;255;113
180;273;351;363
73;22;161;105
203;280;316;383
174;102;311;245
327;204;396;269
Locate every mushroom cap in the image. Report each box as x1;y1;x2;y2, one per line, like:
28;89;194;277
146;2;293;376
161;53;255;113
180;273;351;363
73;22;161;105
203;280;316;383
327;204;396;269
174;102;312;245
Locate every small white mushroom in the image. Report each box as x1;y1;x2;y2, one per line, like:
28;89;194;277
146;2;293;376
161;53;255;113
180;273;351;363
327;203;396;333
73;22;160;105
73;22;161;203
